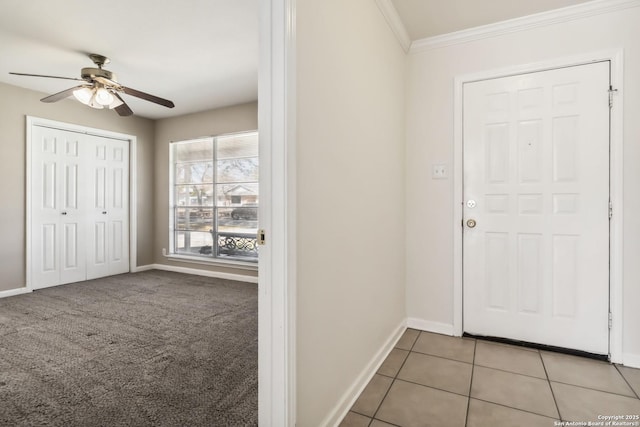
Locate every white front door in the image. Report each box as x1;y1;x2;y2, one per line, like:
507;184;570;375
463;62;610;354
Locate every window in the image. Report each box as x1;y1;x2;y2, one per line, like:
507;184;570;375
170;131;258;263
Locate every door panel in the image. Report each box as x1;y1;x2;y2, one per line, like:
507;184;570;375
31;127;87;288
58;133;85;285
31;128;60;288
86;135;129;279
86;137;111;279
107;140;129;275
94;222;107;264
41;223;56;272
463;62;610;354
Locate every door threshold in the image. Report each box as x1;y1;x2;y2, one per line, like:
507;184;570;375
463;333;608;362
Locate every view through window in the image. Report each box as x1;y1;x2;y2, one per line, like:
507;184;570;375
171;131;258;262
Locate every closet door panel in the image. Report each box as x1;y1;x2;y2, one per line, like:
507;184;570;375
86;135;129;279
107;140;130;275
31;127;87;288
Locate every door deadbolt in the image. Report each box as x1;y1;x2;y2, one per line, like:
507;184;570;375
466;219;477;228
466;200;476;209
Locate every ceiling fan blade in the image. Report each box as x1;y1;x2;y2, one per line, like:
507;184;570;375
122;86;175;108
41;85;85;103
113;94;133;117
10;72;84;82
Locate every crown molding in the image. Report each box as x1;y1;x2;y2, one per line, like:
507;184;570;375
375;0;411;53
410;0;640;54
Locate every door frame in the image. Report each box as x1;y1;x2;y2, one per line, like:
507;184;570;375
25;116;137;290
258;0;297;425
452;49;624;362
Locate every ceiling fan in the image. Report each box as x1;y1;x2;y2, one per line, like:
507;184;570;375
10;53;175;116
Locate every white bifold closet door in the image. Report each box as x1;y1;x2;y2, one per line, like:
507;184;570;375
31;126;129;290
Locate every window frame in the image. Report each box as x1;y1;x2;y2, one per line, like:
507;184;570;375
168;130;259;268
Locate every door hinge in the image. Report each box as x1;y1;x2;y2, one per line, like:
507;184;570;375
608;312;613;330
257;229;266;245
609;200;613;220
609;86;618;109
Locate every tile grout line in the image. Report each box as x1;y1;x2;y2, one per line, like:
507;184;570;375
408;349;474;366
472;362;548;381
368;331;420;426
464;339;477;427
470;396;562;421
549;378;640;399
539;350;563;422
370;418;402;427
473;361;565;384
614;364;640;400
390;377;473;400
409;347;475;365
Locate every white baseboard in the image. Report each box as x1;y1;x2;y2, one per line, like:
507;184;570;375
623;353;640;369
132;264;157;273
322;319;407;427
407;318;455;336
134;263;258;284
0;287;32;299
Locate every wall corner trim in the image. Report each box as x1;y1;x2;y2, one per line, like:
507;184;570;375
375;0;411;53
134;264;258;284
322;319;407;427
410;0;640;53
407;318;455;336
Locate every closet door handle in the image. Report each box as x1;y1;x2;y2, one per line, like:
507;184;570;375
61;211;67;215
102;211;107;215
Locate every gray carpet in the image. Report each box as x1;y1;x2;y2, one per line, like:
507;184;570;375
0;270;258;426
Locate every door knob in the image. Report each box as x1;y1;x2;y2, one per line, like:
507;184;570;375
466;219;477;228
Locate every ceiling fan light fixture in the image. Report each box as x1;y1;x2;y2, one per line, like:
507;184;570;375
87;95;104;109
72;86;93;105
94;87;114;106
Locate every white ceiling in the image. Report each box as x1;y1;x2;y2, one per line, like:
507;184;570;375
0;0;258;119
0;1;600;120
390;0;595;40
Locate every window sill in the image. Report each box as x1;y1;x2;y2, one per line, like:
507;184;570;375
162;249;258;272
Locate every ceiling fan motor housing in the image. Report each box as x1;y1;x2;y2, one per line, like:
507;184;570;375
81;67;118;84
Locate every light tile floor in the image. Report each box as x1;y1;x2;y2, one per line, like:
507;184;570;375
340;329;640;427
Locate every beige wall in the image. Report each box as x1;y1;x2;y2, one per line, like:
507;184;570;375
153;102;258;277
405;8;640;362
295;0;407;424
0;82;155;292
